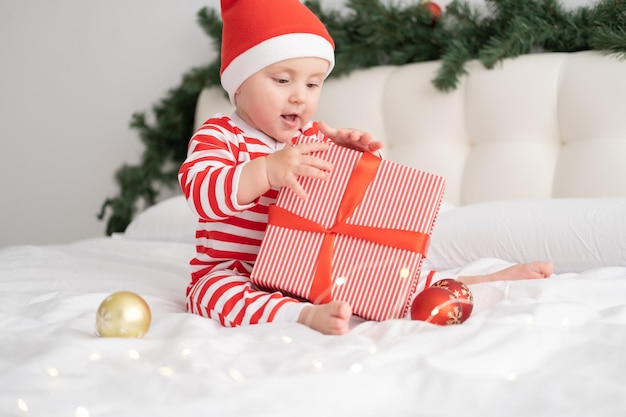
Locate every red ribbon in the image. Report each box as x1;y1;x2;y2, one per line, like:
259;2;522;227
268;151;431;304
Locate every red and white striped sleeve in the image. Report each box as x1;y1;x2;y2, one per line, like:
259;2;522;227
178;115;308;327
179;116;255;221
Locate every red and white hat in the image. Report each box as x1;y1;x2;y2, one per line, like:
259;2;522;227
220;0;335;104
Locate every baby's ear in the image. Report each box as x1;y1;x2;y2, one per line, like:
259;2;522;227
233;88;240;100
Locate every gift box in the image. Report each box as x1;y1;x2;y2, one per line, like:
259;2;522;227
251;133;446;321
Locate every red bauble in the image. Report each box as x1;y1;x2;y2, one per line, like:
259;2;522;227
410;287;464;325
431;278;474;321
423;1;442;22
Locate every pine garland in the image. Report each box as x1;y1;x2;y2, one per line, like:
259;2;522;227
98;0;626;235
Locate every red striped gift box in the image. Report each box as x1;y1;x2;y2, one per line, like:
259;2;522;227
251;133;445;321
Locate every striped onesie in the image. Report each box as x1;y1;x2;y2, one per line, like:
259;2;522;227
179;113;309;326
179;113;443;327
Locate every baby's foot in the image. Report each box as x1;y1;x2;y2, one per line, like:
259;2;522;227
298;301;352;335
459;261;553;285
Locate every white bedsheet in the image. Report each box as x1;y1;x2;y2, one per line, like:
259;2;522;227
1;235;625;417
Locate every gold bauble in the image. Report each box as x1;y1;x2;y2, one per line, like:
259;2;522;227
96;291;151;338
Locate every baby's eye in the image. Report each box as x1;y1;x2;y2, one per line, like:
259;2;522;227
274;77;289;84
307;82;320;89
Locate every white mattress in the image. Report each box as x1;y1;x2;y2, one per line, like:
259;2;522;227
1;197;625;416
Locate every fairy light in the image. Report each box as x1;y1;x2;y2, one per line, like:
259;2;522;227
158;366;174;377
17;398;28;412
180;348;192;359
281;335;293;344
75;406;90;417
47;367;59;377
128;349;140;360
507;372;518;382
399;267;410;279
229;368;246;383
312;360;323;371
89;352;102;361
350;363;363;373
335;276;347;287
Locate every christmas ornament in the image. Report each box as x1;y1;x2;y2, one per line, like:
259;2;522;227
96;291;151;338
431;278;474;321
422;1;442;23
410;287;463;325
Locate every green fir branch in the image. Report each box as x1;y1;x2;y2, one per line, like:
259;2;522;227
99;0;626;235
591;26;626;60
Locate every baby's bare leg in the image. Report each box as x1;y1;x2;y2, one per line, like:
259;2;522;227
458;261;553;285
298;301;352;335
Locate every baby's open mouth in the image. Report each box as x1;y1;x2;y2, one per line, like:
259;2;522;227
282;114;298;122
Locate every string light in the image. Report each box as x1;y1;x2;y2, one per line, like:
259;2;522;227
158;366;174;377
128;349;140;360
75;406;90;417
17;398;28;412
350;363;363;373
228;368;246;383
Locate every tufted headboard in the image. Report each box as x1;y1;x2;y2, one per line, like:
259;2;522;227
194;51;626;206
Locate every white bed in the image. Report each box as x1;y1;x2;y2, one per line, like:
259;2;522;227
2;51;626;417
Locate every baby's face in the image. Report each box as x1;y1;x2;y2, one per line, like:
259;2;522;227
234;57;330;143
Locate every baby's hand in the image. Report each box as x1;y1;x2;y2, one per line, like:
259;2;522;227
318;120;384;154
265;141;332;199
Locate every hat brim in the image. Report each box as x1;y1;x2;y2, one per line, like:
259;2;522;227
221;33;335;104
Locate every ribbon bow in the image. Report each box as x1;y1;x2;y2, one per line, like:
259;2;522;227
268;151;431;304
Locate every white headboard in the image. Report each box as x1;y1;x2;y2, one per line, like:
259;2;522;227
195;51;626;205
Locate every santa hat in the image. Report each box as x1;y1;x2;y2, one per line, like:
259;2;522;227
220;0;335;104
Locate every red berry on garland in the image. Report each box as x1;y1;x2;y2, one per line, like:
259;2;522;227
432;278;474;321
410;287;464;325
422;1;442;22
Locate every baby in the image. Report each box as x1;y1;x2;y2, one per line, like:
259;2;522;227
178;0;553;335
